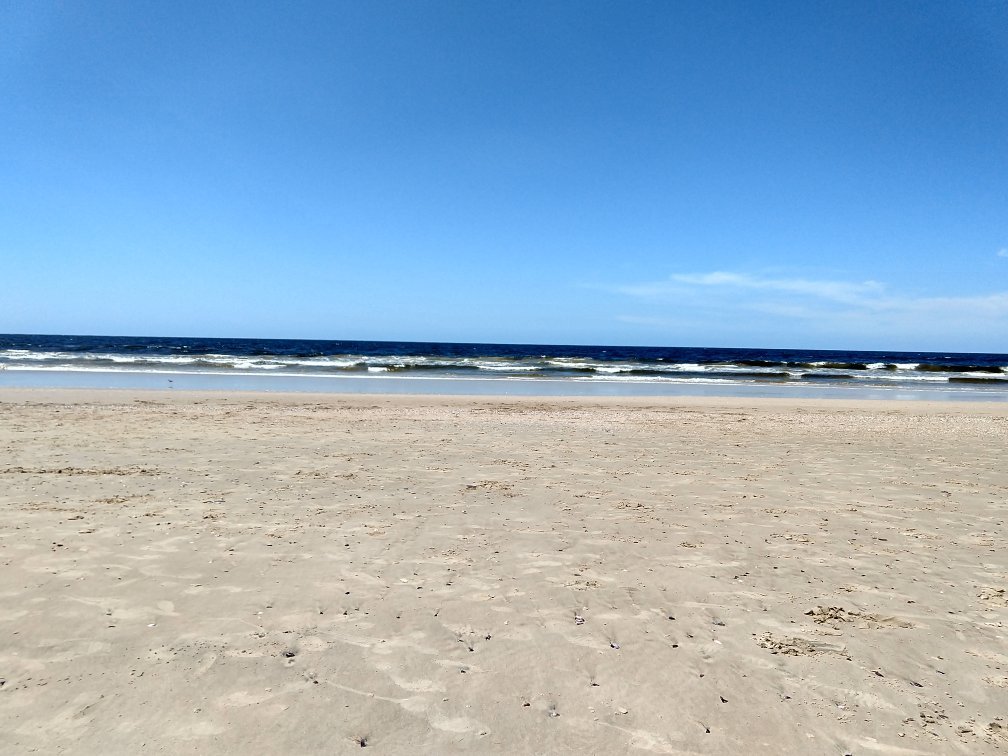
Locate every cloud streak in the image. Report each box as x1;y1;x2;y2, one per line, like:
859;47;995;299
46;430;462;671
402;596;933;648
666;272;884;304
616;271;885;305
617;270;1008;313
612;270;1008;349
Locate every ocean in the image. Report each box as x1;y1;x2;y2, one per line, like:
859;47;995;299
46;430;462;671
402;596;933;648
1;334;1007;400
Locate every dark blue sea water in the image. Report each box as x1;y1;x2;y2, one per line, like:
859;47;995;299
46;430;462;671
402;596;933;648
2;334;1007;399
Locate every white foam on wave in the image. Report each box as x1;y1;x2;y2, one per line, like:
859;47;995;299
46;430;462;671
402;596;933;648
960;370;1008;378
1;349;81;362
546;358;594;367
574;373;759;385
283;357;367;368
475;362;539;371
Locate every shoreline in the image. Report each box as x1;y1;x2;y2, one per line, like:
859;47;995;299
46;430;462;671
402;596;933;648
4;385;1008;414
2;367;1007;402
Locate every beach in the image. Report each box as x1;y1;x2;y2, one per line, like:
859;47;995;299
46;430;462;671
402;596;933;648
1;389;1006;754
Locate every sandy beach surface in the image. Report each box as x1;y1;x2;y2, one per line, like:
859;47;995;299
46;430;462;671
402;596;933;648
1;389;1006;754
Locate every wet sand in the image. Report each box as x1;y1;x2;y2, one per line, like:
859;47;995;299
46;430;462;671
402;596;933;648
1;390;1006;753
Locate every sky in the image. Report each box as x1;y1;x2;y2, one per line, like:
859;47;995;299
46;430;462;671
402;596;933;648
1;0;1007;351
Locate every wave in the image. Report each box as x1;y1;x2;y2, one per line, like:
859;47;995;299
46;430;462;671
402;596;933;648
947;376;1008;384
915;363;1004;373
793;361;869;370
2;347;1006;390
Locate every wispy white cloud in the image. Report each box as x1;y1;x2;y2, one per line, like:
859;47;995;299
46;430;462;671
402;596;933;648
611;270;1008;349
670;272;884;304
616;271;886;307
617;270;1008;314
998;248;1008;258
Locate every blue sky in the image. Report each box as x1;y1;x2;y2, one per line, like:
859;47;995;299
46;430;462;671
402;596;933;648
2;1;1006;351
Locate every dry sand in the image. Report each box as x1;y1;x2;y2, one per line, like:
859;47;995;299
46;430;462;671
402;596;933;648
1;389;1006;754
